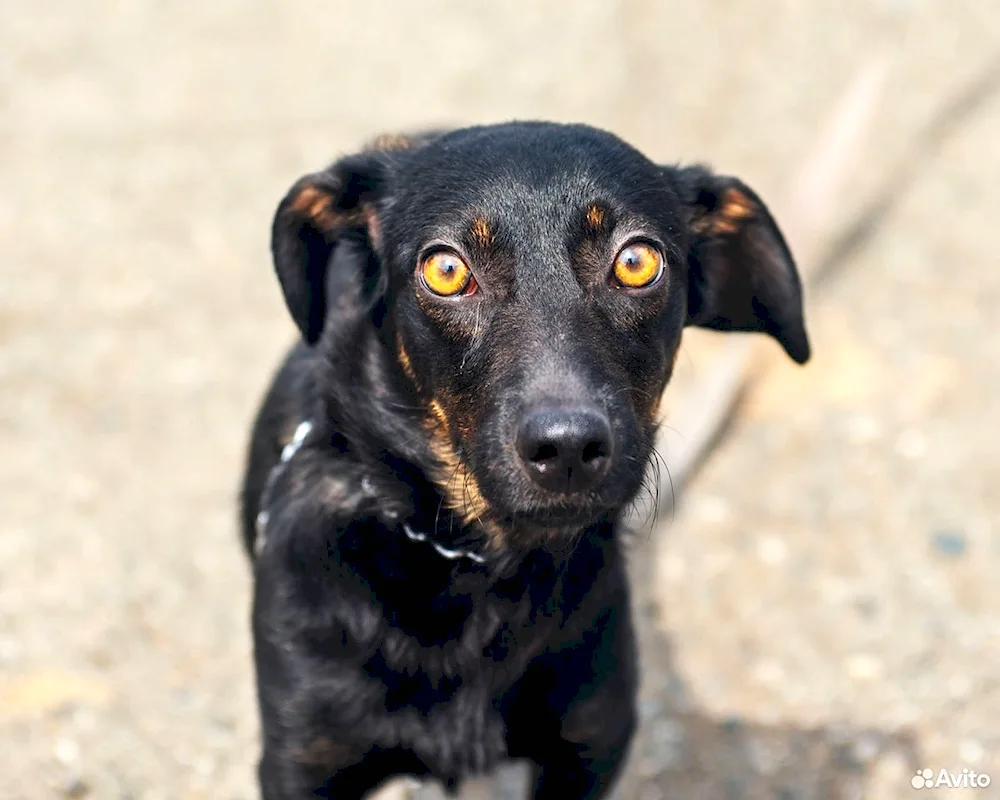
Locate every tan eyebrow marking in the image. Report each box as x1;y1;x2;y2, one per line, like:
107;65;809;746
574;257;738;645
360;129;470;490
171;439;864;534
470;218;493;247
586;204;605;230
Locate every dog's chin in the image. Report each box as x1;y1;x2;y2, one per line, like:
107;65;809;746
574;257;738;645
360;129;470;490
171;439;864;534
494;505;610;547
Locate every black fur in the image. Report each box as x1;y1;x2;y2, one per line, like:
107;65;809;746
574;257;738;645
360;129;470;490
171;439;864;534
240;122;809;798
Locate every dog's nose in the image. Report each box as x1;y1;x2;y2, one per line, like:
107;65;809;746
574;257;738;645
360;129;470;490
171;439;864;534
515;406;613;494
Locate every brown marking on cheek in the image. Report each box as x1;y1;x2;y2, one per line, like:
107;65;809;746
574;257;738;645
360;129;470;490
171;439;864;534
425;426;498;544
369;133;413;152
470;217;493;247
453;468;495;539
452;409;476;440
423;404;502;548
428;398;451;431
435;387;479;440
693;187;757;236
395;335;420;388
585;204;605;231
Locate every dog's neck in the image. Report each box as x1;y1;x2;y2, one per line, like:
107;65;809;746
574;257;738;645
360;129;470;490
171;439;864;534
255;416;494;567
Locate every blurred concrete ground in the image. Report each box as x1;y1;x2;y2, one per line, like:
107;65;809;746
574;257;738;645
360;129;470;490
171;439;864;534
1;1;998;798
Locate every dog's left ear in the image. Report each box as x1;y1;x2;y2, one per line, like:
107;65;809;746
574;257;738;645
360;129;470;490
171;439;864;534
670;165;810;364
271;153;386;344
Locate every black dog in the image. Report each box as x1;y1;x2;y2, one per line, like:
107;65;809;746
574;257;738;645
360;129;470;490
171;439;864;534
240;122;809;799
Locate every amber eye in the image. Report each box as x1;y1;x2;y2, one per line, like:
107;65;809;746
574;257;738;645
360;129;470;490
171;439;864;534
420;251;474;297
612;243;663;289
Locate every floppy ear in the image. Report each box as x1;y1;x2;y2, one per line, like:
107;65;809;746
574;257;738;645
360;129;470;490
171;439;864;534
271;153;386;344
671;165;811;364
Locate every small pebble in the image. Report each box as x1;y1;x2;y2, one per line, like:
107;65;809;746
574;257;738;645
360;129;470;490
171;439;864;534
695;494;732;524
959;738;984;764
931;530;967;557
895;428;926;459
948;674;971;700
62;778;89;798
746;736;785;776
635;756;662;778
54;738;80;765
854;593;879;619
846;414;882;444
638;785;664;800
650;718;686;769
0;636;19;662
659;553;686;583
756;535;788;566
845;653;883;682
721;714;744;735
639;697;663;721
850;731;883;765
753;659;785;685
723;775;745;800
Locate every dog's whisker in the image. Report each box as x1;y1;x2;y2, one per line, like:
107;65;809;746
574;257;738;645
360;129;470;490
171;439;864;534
649;445;674;526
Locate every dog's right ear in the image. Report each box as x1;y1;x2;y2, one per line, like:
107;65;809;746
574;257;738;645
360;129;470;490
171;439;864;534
271;153;386;344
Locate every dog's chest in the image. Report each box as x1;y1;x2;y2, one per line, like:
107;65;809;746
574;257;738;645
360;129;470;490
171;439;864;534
367;573;561;709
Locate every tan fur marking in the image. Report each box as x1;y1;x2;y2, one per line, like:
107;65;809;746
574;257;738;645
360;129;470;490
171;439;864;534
471;218;493;247
691;188;757;235
428;398;450;430
719;188;755;222
424;407;500;548
694;187;757;235
288;185;342;230
289;185;328;219
289;185;381;246
396;336;419;387
586;204;605;230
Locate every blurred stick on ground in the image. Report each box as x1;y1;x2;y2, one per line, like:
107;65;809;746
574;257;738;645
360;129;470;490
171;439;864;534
624;52;893;531
641;46;1000;516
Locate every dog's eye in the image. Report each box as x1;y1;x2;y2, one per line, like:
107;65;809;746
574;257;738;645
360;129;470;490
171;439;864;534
612;243;663;289
420;251;475;297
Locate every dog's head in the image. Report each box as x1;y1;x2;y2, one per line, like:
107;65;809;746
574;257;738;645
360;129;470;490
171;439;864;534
271;123;809;548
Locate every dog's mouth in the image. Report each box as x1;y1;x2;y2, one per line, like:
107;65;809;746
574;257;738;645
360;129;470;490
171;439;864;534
500;502;611;537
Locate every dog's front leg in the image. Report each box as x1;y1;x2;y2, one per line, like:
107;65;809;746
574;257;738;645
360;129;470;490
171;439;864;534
524;600;639;800
527;710;636;800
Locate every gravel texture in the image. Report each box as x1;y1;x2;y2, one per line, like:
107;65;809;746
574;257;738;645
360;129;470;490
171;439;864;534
2;2;998;798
